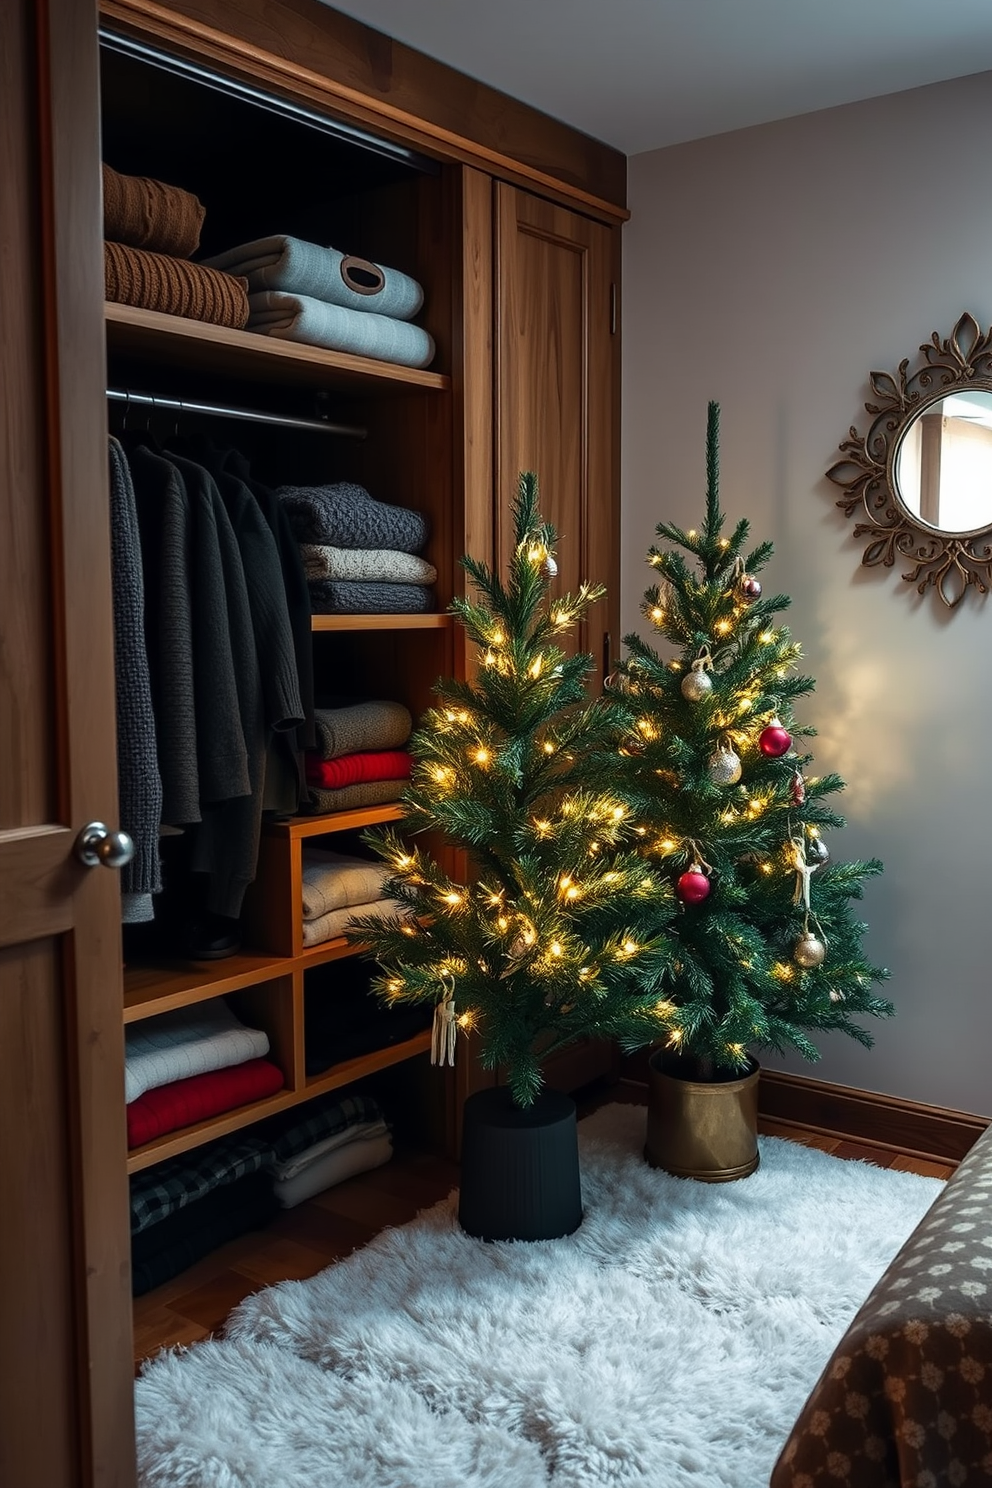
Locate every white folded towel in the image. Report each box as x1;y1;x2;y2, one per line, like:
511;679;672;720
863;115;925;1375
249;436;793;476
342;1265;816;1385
301;849;392;922
124;1001;269;1103
300;544;437;585
272;1130;394;1208
301;895;407;949
268;1118;390;1183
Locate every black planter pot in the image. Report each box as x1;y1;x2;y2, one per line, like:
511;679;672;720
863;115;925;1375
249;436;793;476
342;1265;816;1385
457;1085;583;1241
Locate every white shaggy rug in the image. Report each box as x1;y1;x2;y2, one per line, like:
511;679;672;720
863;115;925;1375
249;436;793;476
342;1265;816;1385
135;1103;944;1488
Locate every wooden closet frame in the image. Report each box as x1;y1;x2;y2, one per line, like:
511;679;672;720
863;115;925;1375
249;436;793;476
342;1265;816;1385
2;3;626;1481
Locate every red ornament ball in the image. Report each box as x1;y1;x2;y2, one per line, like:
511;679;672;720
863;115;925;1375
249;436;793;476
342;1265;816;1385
758;722;792;758
676;869;711;904
740;575;762;600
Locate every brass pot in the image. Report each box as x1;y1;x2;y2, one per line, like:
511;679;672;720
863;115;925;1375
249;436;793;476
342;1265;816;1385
644;1049;760;1182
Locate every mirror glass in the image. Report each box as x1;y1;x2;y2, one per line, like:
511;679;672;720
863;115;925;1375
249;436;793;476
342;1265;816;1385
893;390;992;534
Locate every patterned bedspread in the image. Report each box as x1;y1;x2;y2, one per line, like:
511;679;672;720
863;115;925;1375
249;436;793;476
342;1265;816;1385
771;1122;992;1487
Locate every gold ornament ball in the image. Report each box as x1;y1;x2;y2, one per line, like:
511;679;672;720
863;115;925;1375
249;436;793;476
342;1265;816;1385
707;743;742;785
793;931;826;968
680;669;713;702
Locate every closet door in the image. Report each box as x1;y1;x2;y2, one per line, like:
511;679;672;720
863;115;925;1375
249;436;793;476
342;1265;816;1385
493;182;620;1095
1;1;136;1485
494;182;619;682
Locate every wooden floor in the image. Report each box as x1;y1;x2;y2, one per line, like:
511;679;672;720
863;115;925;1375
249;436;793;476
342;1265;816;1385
132;1080;956;1366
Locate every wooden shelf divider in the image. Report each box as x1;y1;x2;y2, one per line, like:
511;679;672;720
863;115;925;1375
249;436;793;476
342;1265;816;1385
105;303;451;395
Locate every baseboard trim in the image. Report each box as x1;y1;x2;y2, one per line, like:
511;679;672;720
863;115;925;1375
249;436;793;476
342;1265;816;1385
618;1056;989;1167
757;1070;988;1166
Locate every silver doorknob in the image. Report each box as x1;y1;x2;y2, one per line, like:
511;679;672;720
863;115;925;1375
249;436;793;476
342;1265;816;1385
74;821;134;870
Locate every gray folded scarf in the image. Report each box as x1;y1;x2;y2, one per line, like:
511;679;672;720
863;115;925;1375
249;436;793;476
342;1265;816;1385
246;291;435;369
277;481;429;554
202;236;424;321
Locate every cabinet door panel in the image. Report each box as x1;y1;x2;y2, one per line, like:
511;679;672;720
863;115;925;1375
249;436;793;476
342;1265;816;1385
495;183;618;678
1;0;136;1483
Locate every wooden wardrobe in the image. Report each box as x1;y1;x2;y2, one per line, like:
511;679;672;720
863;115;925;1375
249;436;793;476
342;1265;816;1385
0;1;627;1483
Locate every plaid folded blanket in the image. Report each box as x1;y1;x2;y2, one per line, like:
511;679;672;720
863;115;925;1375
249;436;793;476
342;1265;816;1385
202;236;424;321
129;1092;384;1235
246;290;434;368
131;1172;277;1296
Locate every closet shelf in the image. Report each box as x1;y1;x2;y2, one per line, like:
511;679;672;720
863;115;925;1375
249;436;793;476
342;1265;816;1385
265;803;405;840
311;613;453;631
125;1028;433;1174
123;936;394;1020
105;303;451;395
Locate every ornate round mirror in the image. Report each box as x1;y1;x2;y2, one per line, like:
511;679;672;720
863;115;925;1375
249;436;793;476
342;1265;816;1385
827;313;992;608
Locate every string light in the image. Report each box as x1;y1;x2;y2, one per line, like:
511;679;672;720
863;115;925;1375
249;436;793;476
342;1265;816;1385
715;619;732;635
473;745;491;765
528;655;544;678
650;606;664;621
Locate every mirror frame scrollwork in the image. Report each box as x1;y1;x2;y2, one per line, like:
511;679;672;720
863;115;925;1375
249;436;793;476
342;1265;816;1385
827;311;992;609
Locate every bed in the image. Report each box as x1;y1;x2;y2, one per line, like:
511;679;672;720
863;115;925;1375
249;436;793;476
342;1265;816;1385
771;1121;992;1487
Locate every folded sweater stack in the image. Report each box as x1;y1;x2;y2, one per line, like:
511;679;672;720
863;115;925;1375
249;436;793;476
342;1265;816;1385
103;162;249;328
301;849;400;949
277;481;435;615
202;235;434;369
125;999;283;1150
128;1093;390;1293
304;699;413;814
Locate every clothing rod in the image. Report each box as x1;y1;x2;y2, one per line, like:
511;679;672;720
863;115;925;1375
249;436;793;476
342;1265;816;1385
98;29;438;176
106;388;366;440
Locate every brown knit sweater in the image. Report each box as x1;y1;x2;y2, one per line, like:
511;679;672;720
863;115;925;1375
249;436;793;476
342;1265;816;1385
102;162;205;259
104;241;250;329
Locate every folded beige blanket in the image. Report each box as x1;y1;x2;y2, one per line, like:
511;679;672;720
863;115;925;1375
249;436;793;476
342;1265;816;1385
103;162;205;258
268;1117;390;1183
300;544;437;585
301;849;391;922
104;241;249;329
301;895;406;949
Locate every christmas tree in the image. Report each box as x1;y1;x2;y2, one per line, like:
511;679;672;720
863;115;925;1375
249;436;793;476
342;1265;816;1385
610;402;893;1078
349;473;674;1107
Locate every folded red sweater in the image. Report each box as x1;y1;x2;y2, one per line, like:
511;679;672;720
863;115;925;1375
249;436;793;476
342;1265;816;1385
126;1057;285;1149
304;748;411;790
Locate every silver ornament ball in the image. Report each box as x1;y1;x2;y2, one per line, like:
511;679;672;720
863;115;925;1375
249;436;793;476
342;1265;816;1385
680;668;713;702
540;555;558;579
806;835;830;865
793;931;826;969
707;743;742;786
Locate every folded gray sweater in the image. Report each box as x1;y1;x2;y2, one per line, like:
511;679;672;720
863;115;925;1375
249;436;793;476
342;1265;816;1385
246;291;435;370
309;579;435;614
202;237;424;321
277;481;429;554
312;700;412;761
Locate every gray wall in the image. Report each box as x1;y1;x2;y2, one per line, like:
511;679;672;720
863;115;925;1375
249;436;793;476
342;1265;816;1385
622;71;992;1118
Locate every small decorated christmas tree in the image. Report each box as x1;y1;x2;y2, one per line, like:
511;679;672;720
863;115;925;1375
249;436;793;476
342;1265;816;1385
610;402;893;1078
350;473;674;1108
